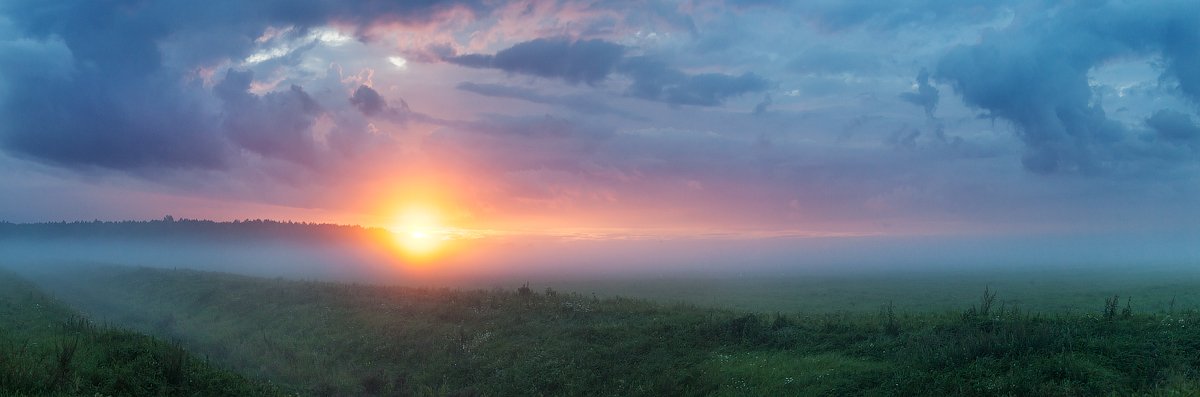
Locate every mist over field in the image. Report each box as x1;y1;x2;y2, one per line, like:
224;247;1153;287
4;220;1197;284
4;0;1200;394
8;225;1197;319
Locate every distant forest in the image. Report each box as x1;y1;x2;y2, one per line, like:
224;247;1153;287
0;217;390;243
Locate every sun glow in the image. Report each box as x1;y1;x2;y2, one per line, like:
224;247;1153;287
388;203;452;261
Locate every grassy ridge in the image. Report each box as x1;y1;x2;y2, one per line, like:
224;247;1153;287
0;269;281;396
30;266;1200;396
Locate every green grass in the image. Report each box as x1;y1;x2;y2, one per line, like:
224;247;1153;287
699;351;892;396
0;269;281;396
22;265;1200;396
541;266;1200;314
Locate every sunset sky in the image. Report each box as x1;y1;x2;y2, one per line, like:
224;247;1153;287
1;0;1199;265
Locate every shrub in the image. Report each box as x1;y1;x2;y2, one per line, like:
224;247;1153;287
1104;295;1120;320
881;302;900;336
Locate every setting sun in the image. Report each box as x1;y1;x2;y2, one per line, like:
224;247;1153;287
6;0;1200;395
388;203;452;260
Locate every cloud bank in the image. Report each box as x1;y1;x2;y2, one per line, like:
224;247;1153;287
0;0;1197;238
932;0;1200;174
0;0;482;171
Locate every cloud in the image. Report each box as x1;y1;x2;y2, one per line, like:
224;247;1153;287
456;82;644;120
1146;109;1200;148
214;69;325;167
0;79;229;170
345;85;436;131
0;32;227;170
444;38;626;85
446;38;770;106
753;94;773;115
349;85;387;116
932;0;1200;174
0;0;488;172
788;1;1017;31
900;69;939;118
619;56;770;106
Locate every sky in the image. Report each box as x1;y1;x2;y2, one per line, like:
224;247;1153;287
0;0;1198;269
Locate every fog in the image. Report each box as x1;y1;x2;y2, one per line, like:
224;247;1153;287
0;238;398;282
5;226;1200;340
3;229;1198;287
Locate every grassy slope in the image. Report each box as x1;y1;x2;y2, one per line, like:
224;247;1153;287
28;266;1200;396
0;269;281;396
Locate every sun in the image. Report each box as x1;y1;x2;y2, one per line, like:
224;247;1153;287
388;204;450;260
395;229;442;258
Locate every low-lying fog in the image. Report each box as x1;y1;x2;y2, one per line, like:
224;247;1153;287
3;230;1198;285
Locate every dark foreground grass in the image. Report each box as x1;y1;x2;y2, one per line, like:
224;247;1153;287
27;266;1200;396
0;269;282;396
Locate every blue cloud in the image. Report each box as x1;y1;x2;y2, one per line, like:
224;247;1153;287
933;0;1200;174
448;38;770;107
620;56;771;107
445;38;625;85
900;69;939;118
1146;110;1200;149
0;0;488;170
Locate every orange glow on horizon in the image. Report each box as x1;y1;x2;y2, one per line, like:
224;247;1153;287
385;202;457;263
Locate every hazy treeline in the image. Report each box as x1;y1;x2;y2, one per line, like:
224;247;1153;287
0;217;390;243
0;218;404;282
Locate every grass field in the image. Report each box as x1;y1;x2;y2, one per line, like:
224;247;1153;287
542;264;1200;314
17;264;1200;396
0;269;280;396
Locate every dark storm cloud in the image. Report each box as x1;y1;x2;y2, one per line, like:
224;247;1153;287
447;38;769;106
0;0;486;171
932;0;1200;174
445;38;625;85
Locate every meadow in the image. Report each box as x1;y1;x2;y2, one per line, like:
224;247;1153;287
10;264;1200;396
542;263;1200;314
0;269;279;396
